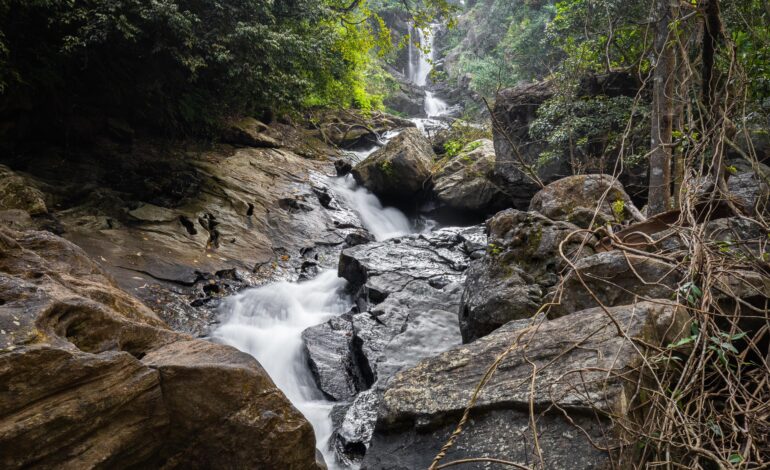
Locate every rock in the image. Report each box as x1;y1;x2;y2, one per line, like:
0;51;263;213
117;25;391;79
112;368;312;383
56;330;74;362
363;301;689;470
726;160;770;215
383;89;425;117
0;228;321;469
492;81;563;208
308;110;415;148
0;165;47;215
492;74;644;208
335;159;353;176
46;144;359;335
550;250;681;318
222;117;281;148
431;139;510;213
0;209;35;231
460;258;542;343
345;230;375;247
309;227;484;463
352;128;435;204
459;209;597;342
302;314;366;401
334;389;379;465
338;226;481;304
529;174;641;229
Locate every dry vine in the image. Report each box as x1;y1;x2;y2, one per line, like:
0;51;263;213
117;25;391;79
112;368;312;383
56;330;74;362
429;2;769;468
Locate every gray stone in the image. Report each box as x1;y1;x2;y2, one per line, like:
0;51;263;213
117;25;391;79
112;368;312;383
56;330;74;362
529;174;641;229
352;128;435;204
550;250;681;318
432;139;509;213
363;301;689;470
460;209;597;342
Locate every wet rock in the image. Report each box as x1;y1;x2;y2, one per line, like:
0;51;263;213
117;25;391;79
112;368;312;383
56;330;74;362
327;227;484;463
529;174;641;229
222;117;280;148
352;127;435;204
335;159;353;176
0;228;320;469
55;145;354;335
345;230;375;247
302;314;366;401
460;209;597;342
334;389;379;465
339;227;482;300
0;165;47;215
550;250;681;318
363;301;689;470
431;139;509;213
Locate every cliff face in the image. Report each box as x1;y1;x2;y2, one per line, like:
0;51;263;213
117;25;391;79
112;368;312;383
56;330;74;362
0;227;321;469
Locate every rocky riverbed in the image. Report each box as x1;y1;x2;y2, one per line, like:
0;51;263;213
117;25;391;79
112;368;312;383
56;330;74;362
2;95;769;469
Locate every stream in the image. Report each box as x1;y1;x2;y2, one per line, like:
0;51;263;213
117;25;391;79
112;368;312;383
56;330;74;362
213;23;453;469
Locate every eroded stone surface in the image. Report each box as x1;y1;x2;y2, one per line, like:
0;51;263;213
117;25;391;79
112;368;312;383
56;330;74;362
352;127;435;204
0;228;320;470
363;302;689;470
460;209;597;342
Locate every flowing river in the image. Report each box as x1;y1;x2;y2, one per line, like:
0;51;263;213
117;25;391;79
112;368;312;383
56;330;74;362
214;23;452;469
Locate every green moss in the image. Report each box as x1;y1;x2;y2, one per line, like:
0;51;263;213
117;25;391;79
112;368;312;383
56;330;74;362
379;160;395;178
526;224;544;256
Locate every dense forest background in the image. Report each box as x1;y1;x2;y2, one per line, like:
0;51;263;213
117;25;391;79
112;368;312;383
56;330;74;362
1;1;768;140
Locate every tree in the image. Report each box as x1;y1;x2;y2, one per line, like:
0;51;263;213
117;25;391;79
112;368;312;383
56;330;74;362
648;0;678;215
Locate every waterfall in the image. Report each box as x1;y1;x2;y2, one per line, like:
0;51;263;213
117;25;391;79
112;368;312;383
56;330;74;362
213;271;350;469
329;176;412;241
412;26;433;86
424;91;449;118
214;134;418;469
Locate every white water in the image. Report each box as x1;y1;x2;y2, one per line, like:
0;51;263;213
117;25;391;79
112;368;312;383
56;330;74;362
410;25;433;86
330;176;412;241
214;131;418;468
424;91;449;118
406;23;455;136
213;272;351;468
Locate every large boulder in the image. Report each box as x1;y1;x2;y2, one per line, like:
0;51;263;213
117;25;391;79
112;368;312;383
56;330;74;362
550;250;682;318
222;117;280;148
308;110;415;148
726;160;770;215
431;139;510;214
529;174;641;229
0;165;47;215
492;81;561;208
0;228;320;469
460;209;597;342
352;128;436;204
302;226;485;464
492;73;644;207
363;301;689;470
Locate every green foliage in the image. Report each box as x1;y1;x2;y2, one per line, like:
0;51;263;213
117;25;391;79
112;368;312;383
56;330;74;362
0;0;454;139
548;0;651;77
446;1;560;97
439;120;491;158
530;94;648;170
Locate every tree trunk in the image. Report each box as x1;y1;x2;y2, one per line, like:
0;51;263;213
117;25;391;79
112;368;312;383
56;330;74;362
649;0;677;215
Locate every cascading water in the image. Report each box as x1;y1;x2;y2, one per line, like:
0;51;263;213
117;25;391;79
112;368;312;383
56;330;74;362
213;272;350;467
424;91;448;118
410;26;433;87
406;23;455;136
214;134;417;469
